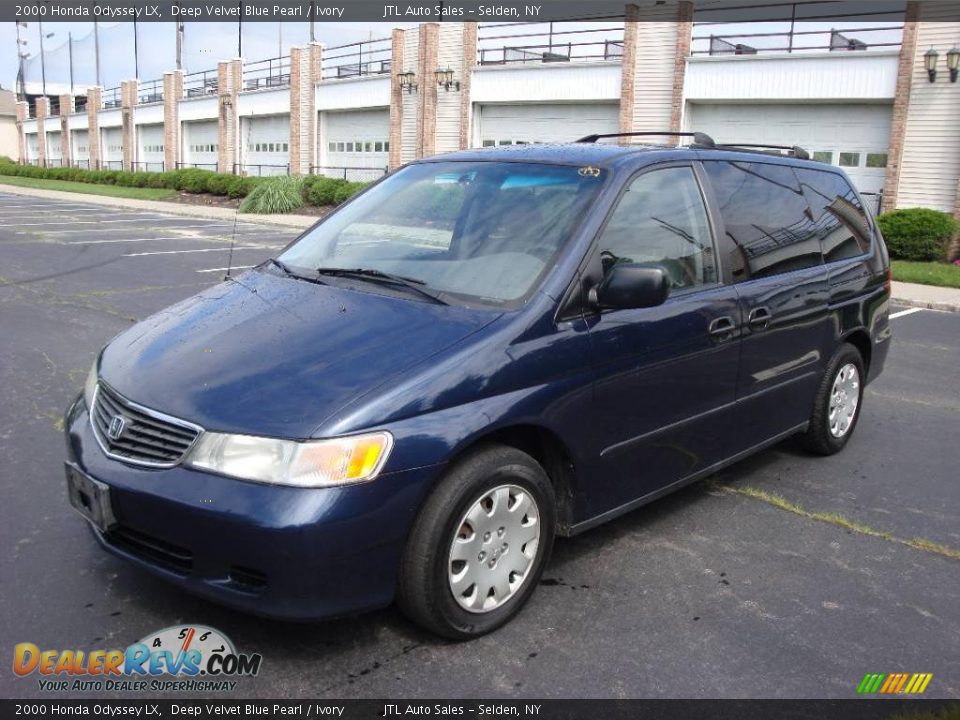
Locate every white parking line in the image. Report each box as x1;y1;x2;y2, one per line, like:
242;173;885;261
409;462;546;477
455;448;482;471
67;236;235;245
124;246;262;257
890;307;925;319
10;218;176;227
38;223;269;234
195;265;255;273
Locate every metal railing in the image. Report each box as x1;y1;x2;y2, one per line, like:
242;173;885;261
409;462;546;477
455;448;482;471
103;86;122;109
234;163;290;177
309;165;388;182
184;69;218;98
860;190;883;216
692;2;905;56
176;161;219;171
138;78;164;105
102;160;123;170
132;161;165;172
71;159;90;170
45;158;64;167
75;98;88;114
322;38;393;80
478;19;625;66
243;56;291;91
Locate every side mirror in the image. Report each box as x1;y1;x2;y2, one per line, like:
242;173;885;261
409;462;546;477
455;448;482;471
592;262;670;310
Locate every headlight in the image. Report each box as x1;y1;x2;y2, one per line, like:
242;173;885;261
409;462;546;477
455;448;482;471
83;359;98;409
186;431;393;487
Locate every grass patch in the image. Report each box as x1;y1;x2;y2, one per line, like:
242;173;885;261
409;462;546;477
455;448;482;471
891;260;960;289
0;174;176;200
711;482;960;561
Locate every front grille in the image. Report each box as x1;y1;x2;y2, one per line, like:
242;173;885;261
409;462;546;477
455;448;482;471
106;525;193;575
91;383;201;467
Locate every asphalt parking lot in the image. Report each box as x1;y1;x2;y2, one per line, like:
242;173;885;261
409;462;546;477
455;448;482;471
1;191;958;700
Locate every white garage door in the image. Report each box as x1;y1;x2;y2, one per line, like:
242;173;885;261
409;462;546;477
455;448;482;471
137;124;165;171
323;109;389;181
46;131;62;162
101;127;124;168
183;120;219;171
687;103;892;197
242;115;290;176
477;103;619;147
72;130;89;166
26;133;39;162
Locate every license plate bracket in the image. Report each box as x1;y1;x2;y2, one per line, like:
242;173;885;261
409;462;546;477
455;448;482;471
65;463;117;533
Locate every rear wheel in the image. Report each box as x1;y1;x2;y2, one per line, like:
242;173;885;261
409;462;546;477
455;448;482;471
397;445;556;640
801;343;865;455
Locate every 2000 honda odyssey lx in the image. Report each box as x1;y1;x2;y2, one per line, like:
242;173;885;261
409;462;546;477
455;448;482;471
65;134;891;638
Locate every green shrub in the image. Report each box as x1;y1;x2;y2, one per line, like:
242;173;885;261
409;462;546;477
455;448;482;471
877;208;959;262
306;177;348;207
332;181;368;205
239;176;305;214
205;173;233;196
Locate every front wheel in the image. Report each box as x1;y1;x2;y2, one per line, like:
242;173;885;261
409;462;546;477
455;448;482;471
397;445;556;640
801;343;865;455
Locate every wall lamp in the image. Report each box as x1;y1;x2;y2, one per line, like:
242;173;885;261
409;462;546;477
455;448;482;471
435;67;460;91
397;70;417;94
925;47;939;82
948;47;960;83
925;46;960;83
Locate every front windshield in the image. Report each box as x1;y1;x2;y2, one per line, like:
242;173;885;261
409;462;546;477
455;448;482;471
278;161;606;306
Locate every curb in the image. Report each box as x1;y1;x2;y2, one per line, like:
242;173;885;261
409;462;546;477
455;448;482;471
0;183;317;230
889;296;959;313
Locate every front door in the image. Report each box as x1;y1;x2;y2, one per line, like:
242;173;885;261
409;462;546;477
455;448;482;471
583;164;741;520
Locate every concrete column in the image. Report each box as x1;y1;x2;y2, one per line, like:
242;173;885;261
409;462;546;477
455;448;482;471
121;79;138;171
35;97;48;167
217;59;241;174
15;101;28;164
87;87;102;170
458;23;477;150
59;93;74;167
163;71;184;172
388;27;406;170
881;1;919;213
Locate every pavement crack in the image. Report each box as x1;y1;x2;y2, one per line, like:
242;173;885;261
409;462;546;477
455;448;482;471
710;482;960;561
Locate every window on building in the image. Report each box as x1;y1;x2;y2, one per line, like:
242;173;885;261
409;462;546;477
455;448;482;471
482;140;495;147
813;151;833;164
703;160;822;280
282;143;289;152
329;142;336;152
838;152;861;167
375;141;383;152
598;166;717;291
337;142;345;152
866;153;888;168
346;142;354;152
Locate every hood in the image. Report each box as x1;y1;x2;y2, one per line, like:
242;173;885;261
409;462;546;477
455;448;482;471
99;268;499;438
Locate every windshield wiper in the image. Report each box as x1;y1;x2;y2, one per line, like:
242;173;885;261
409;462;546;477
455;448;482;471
315;267;448;305
267;258;329;285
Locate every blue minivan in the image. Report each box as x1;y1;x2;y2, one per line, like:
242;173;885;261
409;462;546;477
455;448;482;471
65;134;891;638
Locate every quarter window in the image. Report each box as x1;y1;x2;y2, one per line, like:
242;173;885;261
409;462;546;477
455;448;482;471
597;166;717;291
796;168;871;262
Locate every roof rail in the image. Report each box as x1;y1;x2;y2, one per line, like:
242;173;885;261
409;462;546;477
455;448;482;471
713;143;811;160
575;131;716;147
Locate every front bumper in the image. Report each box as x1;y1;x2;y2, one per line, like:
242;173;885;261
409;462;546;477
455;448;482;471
64;397;440;620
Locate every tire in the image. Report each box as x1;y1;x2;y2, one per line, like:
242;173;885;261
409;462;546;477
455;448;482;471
397;444;556;640
800;343;865;456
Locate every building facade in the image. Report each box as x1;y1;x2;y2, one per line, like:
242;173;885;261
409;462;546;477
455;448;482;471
13;1;960;216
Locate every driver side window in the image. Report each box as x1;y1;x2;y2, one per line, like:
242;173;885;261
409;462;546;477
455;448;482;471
598;166;717;290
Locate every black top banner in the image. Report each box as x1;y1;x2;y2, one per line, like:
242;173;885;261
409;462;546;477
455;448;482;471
2;0;931;23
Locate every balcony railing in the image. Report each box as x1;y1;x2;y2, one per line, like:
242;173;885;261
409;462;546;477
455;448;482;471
138;78;164;105
692;2;905;56
478;18;625;66
322;38;392;81
184;69;218;98
103;86;122;109
243;56;291;91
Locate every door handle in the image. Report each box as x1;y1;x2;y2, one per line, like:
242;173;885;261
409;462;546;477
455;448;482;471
748;306;772;331
708;316;736;342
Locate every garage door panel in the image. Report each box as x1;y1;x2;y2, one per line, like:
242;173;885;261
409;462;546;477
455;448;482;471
243;115;290;175
478;103;619;146
137;124;165;170
323;109;389;180
183;120;219;169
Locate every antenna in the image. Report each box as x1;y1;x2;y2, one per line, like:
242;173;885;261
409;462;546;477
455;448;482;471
224;205;238;281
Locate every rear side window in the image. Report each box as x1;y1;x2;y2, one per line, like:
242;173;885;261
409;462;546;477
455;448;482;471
703;160;822;281
795;168;871;262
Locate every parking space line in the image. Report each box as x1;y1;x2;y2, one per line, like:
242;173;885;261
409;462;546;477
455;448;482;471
38;223;270;234
124;247;262;257
67;237;237;245
890;308;925;320
196;265;256;273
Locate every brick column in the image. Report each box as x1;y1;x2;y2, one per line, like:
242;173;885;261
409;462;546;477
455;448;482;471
35;97;48;167
618;4;639;133
417;23;440;158
670;1;694;133
290;45;322;176
458;23;477;150
121;79;138;171
59;93;74;167
388;27;406;170
15;102;28;164
163;71;183;172
217;59;241;174
87;87;102;169
881;1;919;214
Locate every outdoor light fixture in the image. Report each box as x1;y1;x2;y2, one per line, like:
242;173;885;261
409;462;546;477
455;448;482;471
435;67;460;91
925;47;938;83
947;46;960;83
397;70;417;94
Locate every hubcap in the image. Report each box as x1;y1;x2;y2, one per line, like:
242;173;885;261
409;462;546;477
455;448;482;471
448;484;541;614
828;362;860;438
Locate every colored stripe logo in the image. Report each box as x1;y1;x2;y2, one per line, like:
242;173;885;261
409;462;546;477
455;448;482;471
857;673;933;694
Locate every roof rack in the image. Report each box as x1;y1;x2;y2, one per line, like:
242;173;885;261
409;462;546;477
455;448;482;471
713;143;811;160
575;131;716;147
